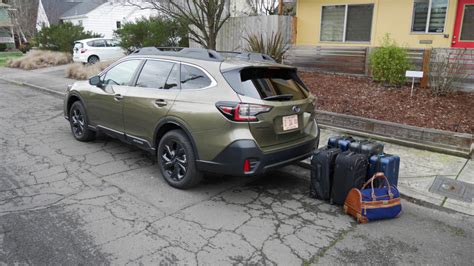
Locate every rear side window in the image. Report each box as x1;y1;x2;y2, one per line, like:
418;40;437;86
136;60;175;89
87;40;106;47
223;68;308;101
180;65;212;90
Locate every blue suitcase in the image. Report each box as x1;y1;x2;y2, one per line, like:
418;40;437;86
368;154;400;186
327;136;355;151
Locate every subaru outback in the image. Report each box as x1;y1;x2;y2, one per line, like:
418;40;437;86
64;48;320;189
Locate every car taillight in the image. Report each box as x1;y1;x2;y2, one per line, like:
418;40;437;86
80;48;87;53
216;102;272;122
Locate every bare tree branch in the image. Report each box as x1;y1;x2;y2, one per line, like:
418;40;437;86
126;0;230;49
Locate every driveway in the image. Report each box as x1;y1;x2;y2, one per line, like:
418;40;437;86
0;81;473;265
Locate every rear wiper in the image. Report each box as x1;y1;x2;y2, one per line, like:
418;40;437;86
263;94;294;101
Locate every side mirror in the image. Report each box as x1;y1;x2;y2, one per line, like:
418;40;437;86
89;75;102;87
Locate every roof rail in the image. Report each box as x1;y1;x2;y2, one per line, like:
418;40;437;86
132;47;276;63
133;47;224;62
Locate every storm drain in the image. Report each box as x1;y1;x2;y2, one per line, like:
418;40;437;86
429;176;474;203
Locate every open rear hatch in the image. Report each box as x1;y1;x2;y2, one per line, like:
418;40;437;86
221;67;315;149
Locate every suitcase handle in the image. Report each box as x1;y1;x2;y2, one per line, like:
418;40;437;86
362;172;394;200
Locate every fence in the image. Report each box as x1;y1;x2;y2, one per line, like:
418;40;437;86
189;15;294;52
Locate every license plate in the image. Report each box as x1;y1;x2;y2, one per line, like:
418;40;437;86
282;115;298;131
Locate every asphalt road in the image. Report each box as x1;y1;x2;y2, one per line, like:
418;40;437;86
0;81;473;265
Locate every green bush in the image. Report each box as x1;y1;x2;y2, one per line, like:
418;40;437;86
0;43;7;52
34;22;101;52
370;34;412;86
114;17;188;49
244;31;289;63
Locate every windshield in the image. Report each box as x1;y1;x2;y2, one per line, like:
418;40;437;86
223;67;309;101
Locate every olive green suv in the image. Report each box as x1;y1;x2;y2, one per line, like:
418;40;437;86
64;48;320;188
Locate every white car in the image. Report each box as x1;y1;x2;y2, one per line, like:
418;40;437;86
73;38;125;64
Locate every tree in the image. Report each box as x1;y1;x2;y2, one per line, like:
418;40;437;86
34;22;101;52
128;0;230;50
114;17;188;49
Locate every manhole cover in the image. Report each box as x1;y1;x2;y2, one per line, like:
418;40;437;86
429;176;473;203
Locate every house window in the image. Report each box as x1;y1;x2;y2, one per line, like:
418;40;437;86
320;4;374;42
411;0;449;33
116;21;121;29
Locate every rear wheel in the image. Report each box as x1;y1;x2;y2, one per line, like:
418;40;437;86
69;101;95;141
88;55;99;64
158;130;202;189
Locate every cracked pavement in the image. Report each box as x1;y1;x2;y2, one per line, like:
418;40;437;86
0;81;473;265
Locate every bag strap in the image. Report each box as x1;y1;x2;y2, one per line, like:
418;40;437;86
362;172;393;200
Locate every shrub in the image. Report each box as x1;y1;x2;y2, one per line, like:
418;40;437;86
370;34;412;86
429;49;469;96
244;31;289;63
114;17;188;49
0;43;7;52
7;50;72;70
66;61;112;80
34;22;101;52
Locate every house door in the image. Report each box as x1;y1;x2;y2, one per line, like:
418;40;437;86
452;0;474;48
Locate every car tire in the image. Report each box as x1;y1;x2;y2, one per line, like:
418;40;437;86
158;130;202;189
69;101;95;142
88;55;99;64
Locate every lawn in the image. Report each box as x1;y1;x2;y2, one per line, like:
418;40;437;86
300;72;474;134
0;51;23;67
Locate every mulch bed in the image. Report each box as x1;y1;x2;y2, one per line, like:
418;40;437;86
299;72;474;134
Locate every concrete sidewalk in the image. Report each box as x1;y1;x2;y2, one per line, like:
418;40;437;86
1;65;472;216
0;65;73;95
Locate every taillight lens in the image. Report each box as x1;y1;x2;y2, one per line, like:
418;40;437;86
216;102;272;122
80;48;87;53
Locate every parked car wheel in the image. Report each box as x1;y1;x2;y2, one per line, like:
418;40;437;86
69;101;95;142
88;55;99;64
158;130;202;189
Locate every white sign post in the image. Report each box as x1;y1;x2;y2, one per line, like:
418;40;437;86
405;71;424;97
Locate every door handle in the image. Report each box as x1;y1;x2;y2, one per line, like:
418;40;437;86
155;99;167;107
114;94;123;100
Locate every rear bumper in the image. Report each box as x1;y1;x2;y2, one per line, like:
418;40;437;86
196;136;318;176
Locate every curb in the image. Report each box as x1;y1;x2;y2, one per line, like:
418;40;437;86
316;110;472;158
0;77;65;97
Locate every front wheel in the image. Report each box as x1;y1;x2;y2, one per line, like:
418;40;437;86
69;101;95;141
158;130;202;189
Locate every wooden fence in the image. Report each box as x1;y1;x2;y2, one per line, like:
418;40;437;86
189;15;294;51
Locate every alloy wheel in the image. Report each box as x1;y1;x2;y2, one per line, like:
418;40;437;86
161;140;188;181
71;107;85;137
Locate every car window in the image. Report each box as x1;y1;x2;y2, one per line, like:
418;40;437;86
136;60;174;89
87;40;106;47
103;60;142;86
164;64;180;90
106;39;117;47
223;67;308;101
180;65;212;90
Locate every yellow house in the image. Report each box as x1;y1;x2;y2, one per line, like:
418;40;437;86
295;0;473;49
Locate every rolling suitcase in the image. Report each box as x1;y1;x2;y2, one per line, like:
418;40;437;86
310;146;342;200
327;136;356;151
369;154;400;186
331;151;368;205
349;140;384;157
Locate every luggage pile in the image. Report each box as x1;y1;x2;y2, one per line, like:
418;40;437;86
310;136;402;223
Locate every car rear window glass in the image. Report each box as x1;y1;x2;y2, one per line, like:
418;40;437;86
136;60;174;89
165;64;180;90
74;42;83;49
223;68;308;101
180;65;212;89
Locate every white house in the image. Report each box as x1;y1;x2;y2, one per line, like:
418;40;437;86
60;0;158;39
36;0;83;31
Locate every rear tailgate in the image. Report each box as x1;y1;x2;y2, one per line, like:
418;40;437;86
223;67;316;149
